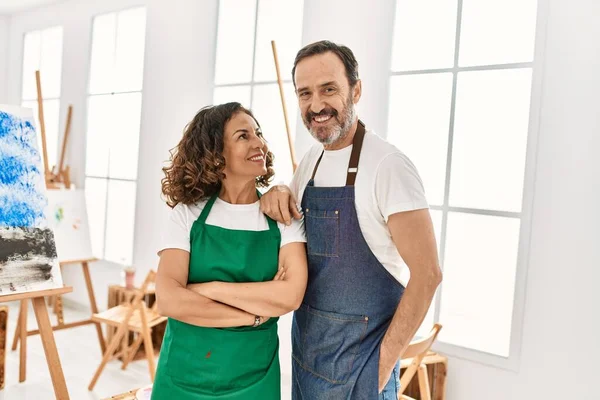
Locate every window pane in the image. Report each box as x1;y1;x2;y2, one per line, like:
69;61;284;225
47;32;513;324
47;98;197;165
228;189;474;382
449;69;532;212
387;73;453;205
213;85;252;108
89;13;117;94
22;31;41;100
85;177;108;259
253;0;304;82
214;0;257;85
439;212;520;356
459;0;538;67
86;93;142;180
391;0;458;71
39;26;63;98
114;7;147;92
104;180;137;265
107;93;142;180
85;95;112;177
251;83;297;185
22;99;60;171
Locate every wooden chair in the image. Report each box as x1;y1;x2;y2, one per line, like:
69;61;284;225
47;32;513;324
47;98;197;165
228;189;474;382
399;324;443;400
88;270;167;391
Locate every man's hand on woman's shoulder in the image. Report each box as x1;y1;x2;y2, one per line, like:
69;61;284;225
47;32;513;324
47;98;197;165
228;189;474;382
259;185;302;225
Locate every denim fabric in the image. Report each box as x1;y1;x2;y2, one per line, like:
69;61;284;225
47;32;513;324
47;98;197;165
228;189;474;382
292;179;405;400
378;364;400;400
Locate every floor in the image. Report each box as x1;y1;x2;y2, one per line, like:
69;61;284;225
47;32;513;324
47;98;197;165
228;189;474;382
0;300;293;400
0;300;151;400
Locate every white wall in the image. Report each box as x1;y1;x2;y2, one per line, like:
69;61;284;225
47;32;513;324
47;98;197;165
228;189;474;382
0;15;9;103
3;0;599;398
132;0;218;288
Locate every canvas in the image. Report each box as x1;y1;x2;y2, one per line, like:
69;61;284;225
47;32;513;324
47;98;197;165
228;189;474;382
46;189;94;262
0;104;63;295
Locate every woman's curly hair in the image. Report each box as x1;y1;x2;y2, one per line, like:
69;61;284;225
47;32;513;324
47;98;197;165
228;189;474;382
161;102;275;208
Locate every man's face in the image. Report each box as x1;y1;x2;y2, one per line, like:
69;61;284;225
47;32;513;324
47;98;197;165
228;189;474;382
294;52;361;147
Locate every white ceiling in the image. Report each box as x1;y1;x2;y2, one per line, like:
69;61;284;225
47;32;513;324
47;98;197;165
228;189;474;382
0;0;65;15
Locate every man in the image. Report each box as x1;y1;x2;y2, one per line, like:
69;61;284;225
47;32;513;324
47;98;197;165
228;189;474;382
260;41;442;399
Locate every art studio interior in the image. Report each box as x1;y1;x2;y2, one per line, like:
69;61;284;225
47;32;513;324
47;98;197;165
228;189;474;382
0;0;598;399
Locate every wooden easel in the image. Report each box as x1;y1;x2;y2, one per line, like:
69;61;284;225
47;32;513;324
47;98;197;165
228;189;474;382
271;40;298;172
0;287;73;400
11;258;107;375
35;70;73;189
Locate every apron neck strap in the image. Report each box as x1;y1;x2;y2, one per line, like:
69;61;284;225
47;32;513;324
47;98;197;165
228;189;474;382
310;120;367;186
198;192;219;224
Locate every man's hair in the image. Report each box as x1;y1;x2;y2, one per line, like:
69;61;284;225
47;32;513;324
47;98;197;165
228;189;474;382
291;40;359;88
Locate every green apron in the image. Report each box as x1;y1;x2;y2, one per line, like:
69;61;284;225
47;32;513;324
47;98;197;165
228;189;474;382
152;192;281;399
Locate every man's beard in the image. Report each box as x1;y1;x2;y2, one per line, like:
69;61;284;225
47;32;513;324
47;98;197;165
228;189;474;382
303;95;356;146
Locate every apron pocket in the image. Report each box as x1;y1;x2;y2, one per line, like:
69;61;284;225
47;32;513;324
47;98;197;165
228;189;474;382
305;209;339;257
165;321;277;393
164;321;221;393
293;304;368;385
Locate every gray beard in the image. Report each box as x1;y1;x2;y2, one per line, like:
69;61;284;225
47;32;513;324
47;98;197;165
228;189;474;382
310;105;356;146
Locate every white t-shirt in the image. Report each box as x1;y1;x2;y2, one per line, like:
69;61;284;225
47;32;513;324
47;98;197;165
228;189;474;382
159;197;306;254
290;129;428;286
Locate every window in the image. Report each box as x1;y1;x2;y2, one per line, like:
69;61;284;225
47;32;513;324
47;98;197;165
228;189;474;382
213;0;304;185
21;26;63;171
85;7;147;265
388;0;538;362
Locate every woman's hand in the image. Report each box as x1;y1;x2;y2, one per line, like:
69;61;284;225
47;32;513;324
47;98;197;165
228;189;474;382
273;266;287;281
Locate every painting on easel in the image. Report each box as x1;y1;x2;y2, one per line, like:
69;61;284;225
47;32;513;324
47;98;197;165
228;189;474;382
46;189;94;262
0;104;63;295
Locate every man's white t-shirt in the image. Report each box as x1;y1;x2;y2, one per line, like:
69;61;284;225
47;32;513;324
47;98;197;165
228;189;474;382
159;197;306;255
290;129;428;286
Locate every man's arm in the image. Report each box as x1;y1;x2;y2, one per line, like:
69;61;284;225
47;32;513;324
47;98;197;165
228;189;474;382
155;249;257;327
378;209;442;392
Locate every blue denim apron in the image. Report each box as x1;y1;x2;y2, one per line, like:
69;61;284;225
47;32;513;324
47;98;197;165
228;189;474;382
292;121;405;399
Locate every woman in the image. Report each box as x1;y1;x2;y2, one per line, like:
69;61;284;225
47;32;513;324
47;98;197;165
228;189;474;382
151;102;307;399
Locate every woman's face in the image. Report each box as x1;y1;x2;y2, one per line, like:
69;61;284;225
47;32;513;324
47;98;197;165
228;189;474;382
222;111;268;181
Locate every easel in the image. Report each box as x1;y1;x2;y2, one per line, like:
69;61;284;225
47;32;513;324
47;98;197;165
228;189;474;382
10;72;106;383
35;70;73;189
11;259;107;378
0;287;73;400
271;40;298;172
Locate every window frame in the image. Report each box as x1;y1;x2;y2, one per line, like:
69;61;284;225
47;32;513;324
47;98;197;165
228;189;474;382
84;6;147;266
212;0;303;186
388;0;549;371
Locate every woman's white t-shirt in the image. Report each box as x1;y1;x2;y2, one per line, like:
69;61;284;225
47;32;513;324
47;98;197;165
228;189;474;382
159;197;306;255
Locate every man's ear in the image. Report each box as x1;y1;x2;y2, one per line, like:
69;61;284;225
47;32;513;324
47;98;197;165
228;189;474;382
353;80;362;104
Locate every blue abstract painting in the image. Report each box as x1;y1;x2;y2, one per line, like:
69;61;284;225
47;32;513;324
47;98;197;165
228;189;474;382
0;104;63;295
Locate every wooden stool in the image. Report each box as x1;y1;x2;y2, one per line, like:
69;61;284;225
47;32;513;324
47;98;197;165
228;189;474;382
89;271;166;391
107;284;166;361
400;351;448;400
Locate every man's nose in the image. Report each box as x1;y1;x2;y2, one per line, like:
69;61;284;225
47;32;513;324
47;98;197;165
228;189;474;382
310;93;325;114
